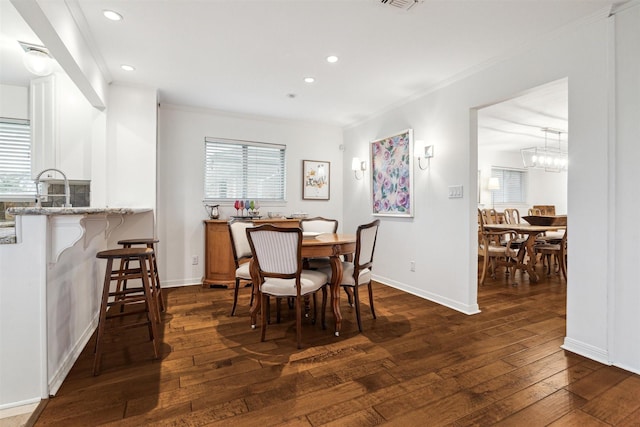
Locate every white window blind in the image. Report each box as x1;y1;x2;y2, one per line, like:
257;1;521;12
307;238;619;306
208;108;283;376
0;119;35;197
204;137;286;201
491;167;527;204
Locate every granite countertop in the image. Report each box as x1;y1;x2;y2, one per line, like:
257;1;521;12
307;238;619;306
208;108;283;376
6;207;152;216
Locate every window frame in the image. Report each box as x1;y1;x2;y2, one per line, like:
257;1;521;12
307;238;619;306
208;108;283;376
490;166;527;205
0;118;35;201
203;137;287;204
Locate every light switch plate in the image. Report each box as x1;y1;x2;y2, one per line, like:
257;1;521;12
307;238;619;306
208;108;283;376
448;185;463;198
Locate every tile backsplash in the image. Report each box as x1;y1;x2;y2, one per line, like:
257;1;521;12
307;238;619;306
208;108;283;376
1;181;90;221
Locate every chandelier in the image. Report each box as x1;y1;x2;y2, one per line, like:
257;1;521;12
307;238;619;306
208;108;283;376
521;128;568;173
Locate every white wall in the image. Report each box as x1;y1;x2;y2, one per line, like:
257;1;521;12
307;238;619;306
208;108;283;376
478;148;568;215
101;84;157;209
611;2;640;374
0;84;28;119
342;10;640;373
0;216;47;408
157;104;344;286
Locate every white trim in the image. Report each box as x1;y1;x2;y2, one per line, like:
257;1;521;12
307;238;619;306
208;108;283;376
372;274;481;315
605;11;617;368
562;337;610;366
0;398;40;413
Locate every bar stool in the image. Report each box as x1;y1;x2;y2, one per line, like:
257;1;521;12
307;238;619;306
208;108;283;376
94;247;160;375
117;238;164;321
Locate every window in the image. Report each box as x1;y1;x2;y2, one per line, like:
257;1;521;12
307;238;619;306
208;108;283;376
491;167;527;204
204;137;286;202
0;118;35;198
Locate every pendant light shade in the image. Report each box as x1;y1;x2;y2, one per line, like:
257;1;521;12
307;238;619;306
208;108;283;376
23;48;53;76
19;41;53;77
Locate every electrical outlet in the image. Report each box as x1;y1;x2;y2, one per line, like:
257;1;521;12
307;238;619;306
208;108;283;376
191;255;198;265
410;261;415;272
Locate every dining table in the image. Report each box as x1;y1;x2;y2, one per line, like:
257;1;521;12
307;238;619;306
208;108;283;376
483;221;566;282
248;232;357;336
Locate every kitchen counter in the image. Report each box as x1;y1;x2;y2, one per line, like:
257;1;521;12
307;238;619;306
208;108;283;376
7;207;150;215
2;208;151;245
0;208;155;407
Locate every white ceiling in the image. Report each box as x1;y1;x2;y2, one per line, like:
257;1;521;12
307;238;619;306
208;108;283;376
0;0;620;149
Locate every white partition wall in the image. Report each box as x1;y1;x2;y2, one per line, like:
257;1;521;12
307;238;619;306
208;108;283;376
343;7;640;375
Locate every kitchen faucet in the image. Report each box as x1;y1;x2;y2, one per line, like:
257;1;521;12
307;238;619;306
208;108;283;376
34;168;71;208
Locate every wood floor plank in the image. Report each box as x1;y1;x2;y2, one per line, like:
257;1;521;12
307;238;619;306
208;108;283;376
30;276;640;426
547;409;612;426
492;389;587;426
579;375;640;425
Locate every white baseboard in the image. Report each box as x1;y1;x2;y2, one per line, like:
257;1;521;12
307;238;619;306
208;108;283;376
0;399;40;414
48;314;99;396
162;278;204;288
561;337;610;366
372;274;481;315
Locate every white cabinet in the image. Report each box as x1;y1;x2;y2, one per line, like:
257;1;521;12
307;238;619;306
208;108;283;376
30;73;92;180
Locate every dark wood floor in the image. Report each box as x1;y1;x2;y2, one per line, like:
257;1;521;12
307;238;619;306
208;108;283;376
33;265;640;426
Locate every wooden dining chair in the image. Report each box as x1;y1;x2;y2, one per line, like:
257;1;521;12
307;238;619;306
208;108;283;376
300;217;339;270
320;219;380;333
503;208;520;225
246;224;328;348
477;209;519;285
535;229;567;280
227;219;254;316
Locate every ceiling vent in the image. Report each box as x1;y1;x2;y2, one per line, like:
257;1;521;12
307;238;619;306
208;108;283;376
379;0;422;11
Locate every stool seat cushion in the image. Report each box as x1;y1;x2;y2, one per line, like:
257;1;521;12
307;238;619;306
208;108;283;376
97;247;154;259
118;238;159;245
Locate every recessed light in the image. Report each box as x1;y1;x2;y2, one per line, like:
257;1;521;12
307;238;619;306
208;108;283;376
103;10;123;21
326;55;338;63
304;77;315;83
120;64;135;71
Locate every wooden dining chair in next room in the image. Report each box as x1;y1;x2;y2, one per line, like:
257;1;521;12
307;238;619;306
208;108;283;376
227;219;254;316
320;219;380;333
477;209;519;285
246;224;329;348
535;229;568;280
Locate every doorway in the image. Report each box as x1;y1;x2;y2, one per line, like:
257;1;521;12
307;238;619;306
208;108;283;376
475;78;569;289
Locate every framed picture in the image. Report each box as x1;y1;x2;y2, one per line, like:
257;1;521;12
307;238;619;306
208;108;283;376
302;160;330;200
370;129;414;217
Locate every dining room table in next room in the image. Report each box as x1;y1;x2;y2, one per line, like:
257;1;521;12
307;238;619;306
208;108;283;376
484;215;566;283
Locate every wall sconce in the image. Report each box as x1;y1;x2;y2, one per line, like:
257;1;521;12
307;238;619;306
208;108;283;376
415;143;434;170
351;157;366;180
19;41;53;77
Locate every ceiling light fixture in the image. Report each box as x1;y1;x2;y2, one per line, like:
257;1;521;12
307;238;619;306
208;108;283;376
120;64;135;71
521;128;568;173
326;55;339;63
304;77;315;83
103;10;123;21
18;41;53;76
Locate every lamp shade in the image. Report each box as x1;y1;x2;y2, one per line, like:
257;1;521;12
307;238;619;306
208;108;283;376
351;157;362;171
23;48;53;76
488;177;500;191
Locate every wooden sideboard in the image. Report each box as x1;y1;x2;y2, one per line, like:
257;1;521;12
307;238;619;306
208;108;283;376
203;218;300;287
